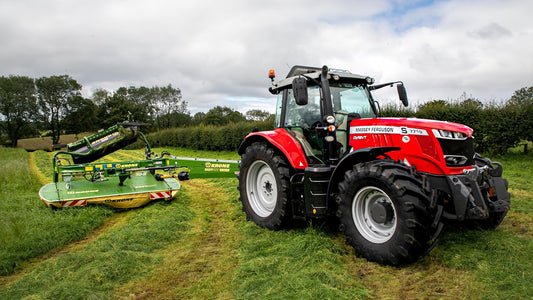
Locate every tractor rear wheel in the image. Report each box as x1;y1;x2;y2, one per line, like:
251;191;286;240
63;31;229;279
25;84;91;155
238;143;291;230
337;160;442;266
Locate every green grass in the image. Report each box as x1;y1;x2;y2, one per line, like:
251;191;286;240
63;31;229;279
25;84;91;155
0;148;113;276
0;146;531;299
436;230;532;299
211;178;369;299
431;150;533;299
0;198;194;299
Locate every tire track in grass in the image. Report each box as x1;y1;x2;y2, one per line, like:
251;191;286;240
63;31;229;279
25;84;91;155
114;179;243;299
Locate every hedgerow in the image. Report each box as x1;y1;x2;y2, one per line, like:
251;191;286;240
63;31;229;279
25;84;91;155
381;90;532;155
140;120;273;151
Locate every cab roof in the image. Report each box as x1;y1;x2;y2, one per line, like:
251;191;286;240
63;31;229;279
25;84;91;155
270;65;372;93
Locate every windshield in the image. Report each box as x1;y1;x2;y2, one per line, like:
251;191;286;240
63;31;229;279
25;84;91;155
331;84;375;119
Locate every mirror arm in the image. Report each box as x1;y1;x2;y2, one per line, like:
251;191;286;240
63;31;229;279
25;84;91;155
300;73;321;86
369;81;402;91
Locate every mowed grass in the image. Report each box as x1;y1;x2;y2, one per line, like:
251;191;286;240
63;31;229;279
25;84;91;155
0;146;531;299
210;178;370;299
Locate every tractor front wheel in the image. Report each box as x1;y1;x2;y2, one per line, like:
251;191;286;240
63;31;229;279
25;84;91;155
337;160;442;266
238;143;291;230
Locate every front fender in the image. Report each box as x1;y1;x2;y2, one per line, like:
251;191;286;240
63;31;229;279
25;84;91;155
326;147;401;200
239;128;309;170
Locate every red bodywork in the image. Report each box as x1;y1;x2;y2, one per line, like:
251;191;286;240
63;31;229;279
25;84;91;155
243;128;310;169
244;117;475;176
348;118;473;175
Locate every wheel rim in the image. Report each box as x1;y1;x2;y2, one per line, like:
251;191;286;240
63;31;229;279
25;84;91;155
246;160;278;217
352;186;397;244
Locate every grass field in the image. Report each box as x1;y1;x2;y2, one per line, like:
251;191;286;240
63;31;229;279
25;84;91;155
0;146;531;299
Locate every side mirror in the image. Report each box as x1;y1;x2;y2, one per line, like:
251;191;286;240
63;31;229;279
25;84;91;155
397;83;409;107
292;77;308;106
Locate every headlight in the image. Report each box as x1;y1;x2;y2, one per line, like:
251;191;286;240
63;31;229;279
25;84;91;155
432;129;467;140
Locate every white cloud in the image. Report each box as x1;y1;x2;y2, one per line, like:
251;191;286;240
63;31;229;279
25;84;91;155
1;0;532;113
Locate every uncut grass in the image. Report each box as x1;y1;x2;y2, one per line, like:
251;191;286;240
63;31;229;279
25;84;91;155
431;151;533;299
0;148;113;276
0;194;194;299
436;229;532;299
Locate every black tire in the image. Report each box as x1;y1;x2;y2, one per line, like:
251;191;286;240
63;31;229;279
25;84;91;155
238;143;291;230
337;160;443;266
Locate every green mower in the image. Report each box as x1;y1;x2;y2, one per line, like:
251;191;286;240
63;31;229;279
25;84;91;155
39;122;239;208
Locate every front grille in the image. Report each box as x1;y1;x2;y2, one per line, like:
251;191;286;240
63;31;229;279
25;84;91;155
437;137;475;167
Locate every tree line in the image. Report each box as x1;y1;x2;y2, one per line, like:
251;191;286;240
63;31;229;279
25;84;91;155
0;75;272;147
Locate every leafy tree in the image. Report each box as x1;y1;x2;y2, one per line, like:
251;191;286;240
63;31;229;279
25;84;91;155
91;88;110;106
97;87;152;128
152;85;189;129
245;109;273;121
0;76;38;147
202;106;245;126
96;85;188;130
507;86;533;141
35;75;82;144
155;112;192;128
61;96;99;136
191;112;205;126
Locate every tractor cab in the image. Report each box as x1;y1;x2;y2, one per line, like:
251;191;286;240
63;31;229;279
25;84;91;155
269;65;405;165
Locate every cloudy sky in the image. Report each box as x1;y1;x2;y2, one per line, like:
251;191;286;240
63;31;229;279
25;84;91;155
1;0;532;113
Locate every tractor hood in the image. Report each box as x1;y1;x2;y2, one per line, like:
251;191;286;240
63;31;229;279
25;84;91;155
350;117;474;138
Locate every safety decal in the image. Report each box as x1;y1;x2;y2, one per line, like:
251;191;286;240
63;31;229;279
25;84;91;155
350;126;428;136
61;200;87;207
150;191;171;199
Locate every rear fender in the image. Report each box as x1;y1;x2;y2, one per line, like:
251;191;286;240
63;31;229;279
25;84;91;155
326;147;401;200
238;128;308;170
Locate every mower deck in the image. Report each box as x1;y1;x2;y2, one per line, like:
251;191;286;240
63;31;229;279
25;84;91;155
39;172;180;209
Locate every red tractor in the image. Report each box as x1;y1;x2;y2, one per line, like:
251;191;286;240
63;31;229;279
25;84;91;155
238;65;510;265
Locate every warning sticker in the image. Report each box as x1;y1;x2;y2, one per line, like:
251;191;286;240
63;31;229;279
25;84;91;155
350;126;428;136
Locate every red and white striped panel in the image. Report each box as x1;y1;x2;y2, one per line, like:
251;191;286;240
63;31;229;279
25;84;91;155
150;191;171;199
61;200;87;207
